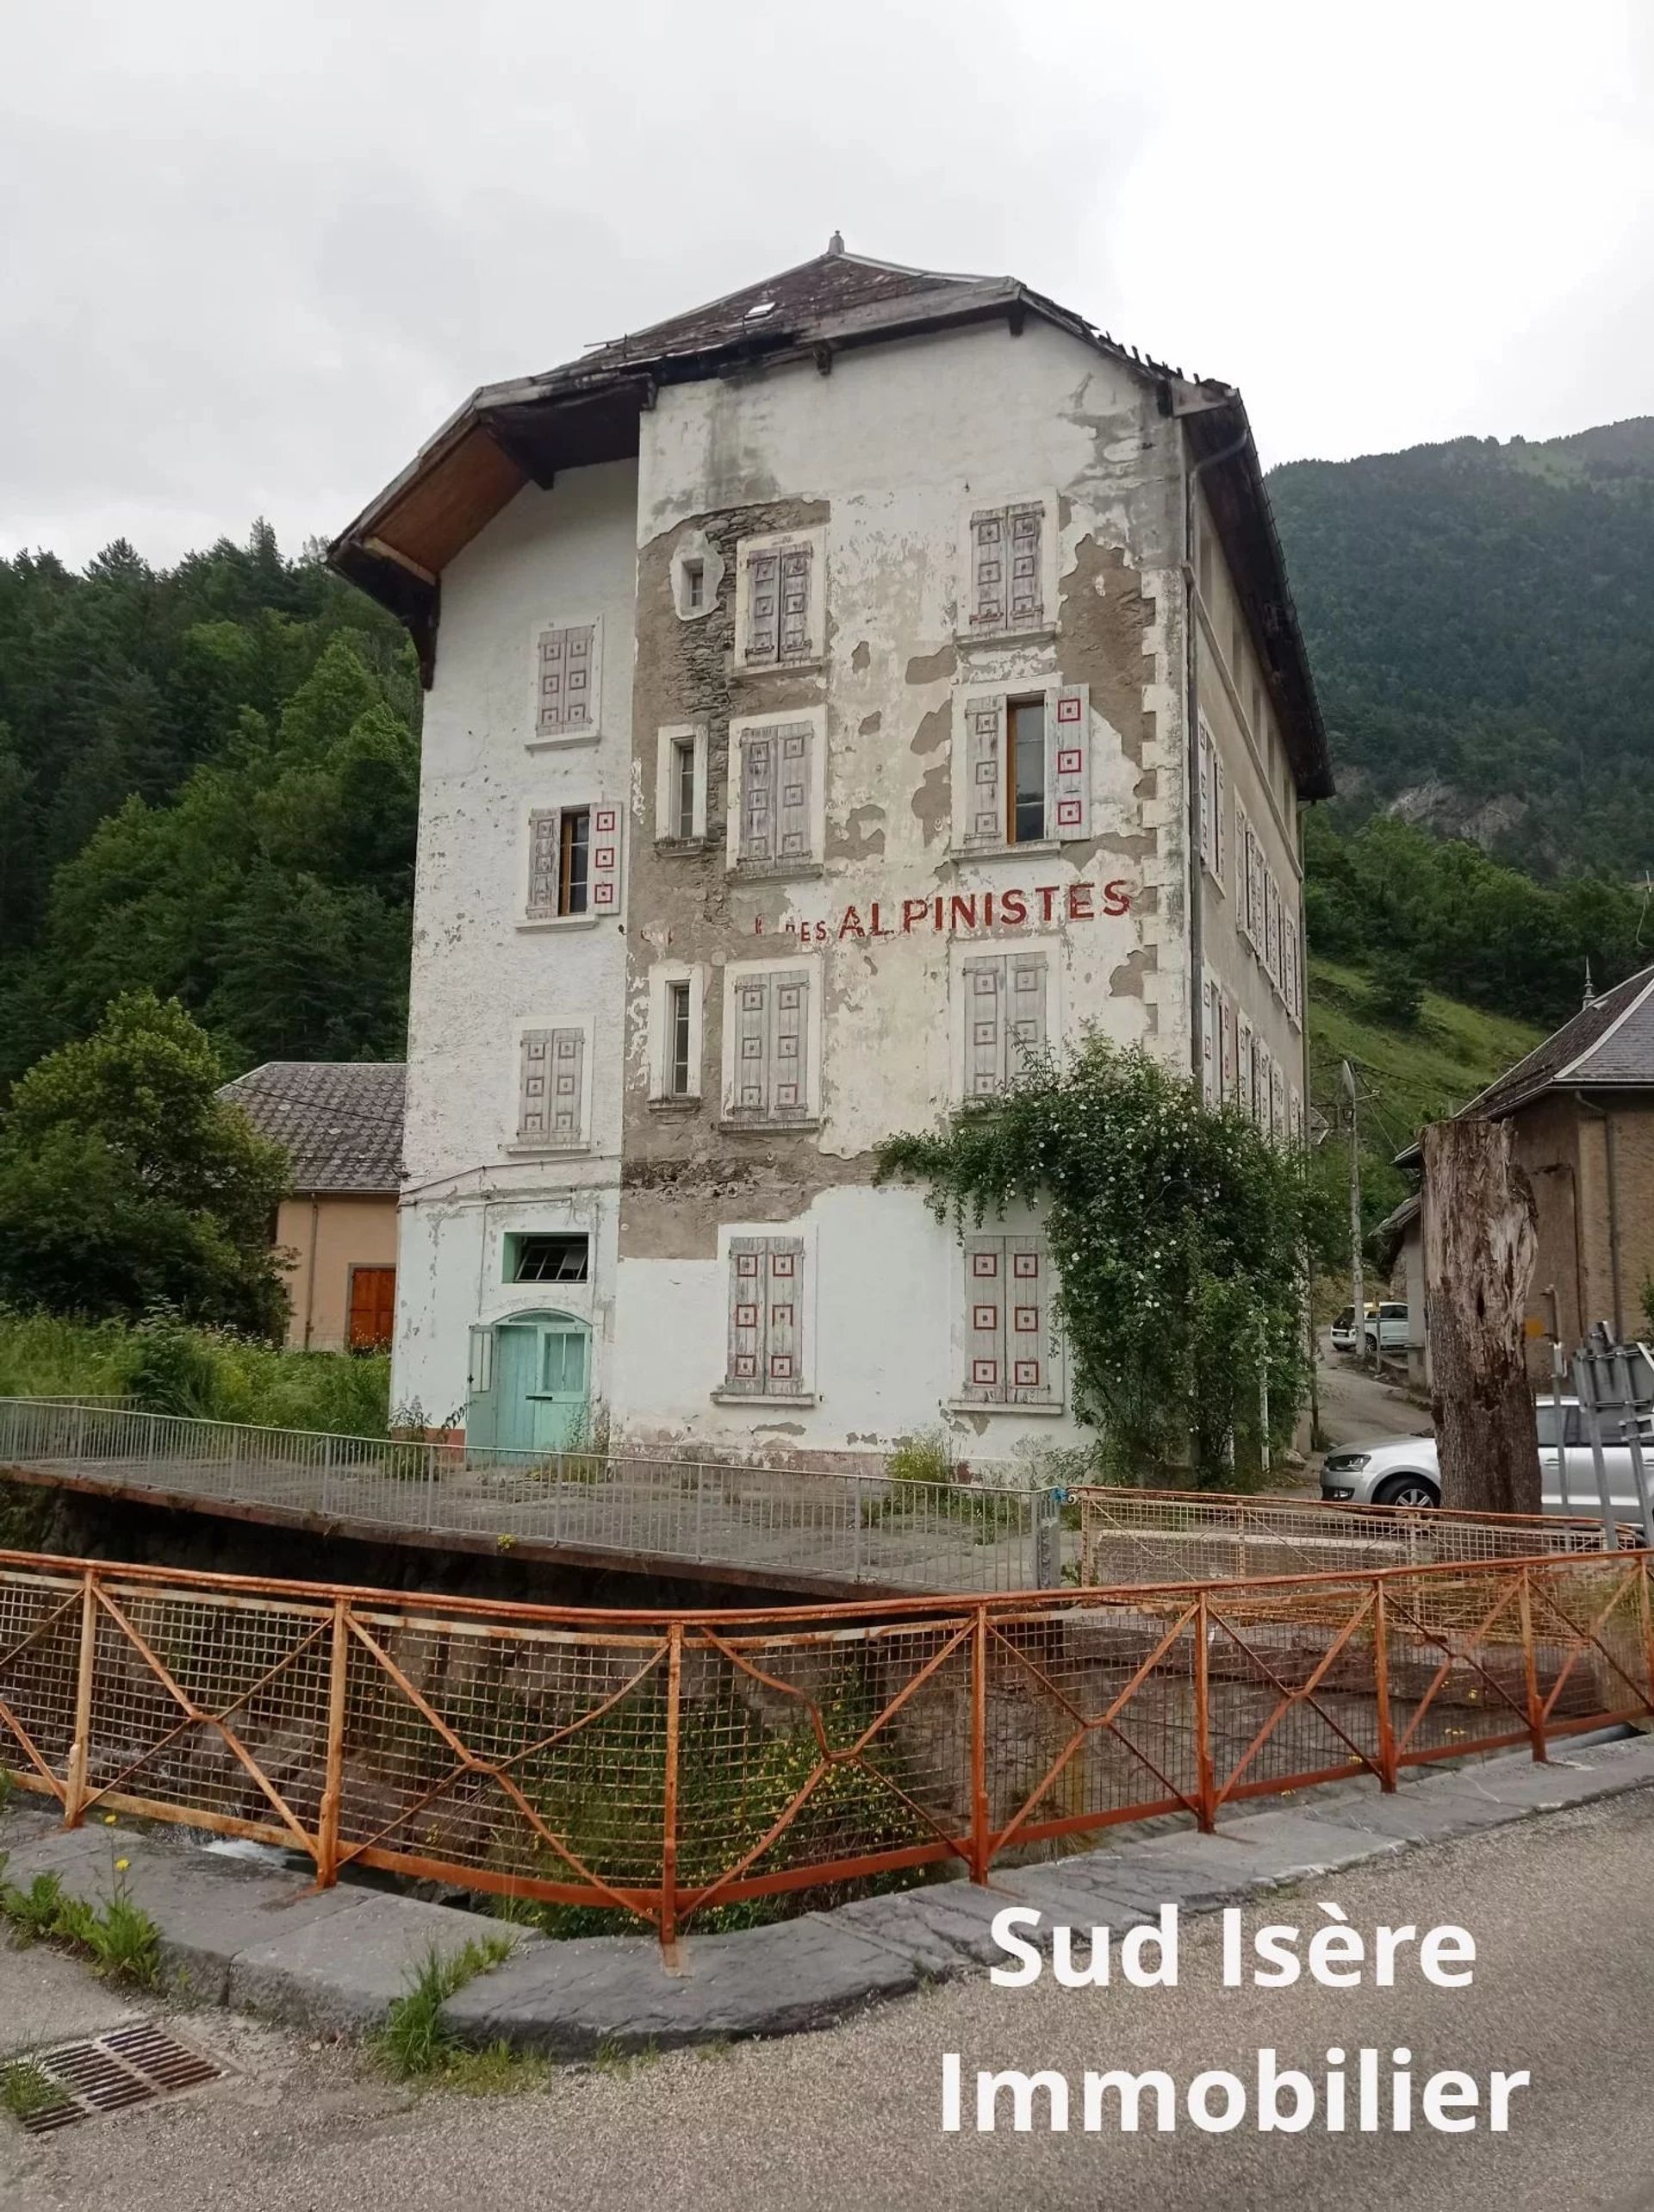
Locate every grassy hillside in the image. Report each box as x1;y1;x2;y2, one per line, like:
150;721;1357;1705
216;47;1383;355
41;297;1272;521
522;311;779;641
1305;956;1546;1229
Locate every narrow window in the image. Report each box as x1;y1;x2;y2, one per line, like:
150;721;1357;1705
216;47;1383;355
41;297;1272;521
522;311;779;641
667;980;693;1098
558;807;590;915
683;558;705;612
672;737;696;838
1006;697;1046;844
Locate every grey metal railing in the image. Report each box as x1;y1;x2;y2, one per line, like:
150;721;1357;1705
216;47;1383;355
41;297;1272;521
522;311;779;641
0;1397;1065;1596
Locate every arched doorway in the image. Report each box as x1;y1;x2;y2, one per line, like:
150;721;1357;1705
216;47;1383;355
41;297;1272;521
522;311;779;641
467;1310;590;1453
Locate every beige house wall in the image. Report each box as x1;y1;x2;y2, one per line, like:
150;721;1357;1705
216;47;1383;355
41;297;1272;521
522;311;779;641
275;1194;399;1352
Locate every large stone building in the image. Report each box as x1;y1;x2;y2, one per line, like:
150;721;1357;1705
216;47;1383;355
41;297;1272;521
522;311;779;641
331;244;1330;1461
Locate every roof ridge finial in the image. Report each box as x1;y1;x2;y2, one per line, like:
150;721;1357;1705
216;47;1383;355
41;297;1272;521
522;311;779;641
827;228;844;255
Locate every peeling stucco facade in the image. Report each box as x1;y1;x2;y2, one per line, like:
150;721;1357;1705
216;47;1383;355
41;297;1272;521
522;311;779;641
389;313;1309;1465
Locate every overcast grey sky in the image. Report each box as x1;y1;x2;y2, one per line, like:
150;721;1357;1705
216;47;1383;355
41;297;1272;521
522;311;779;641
4;0;1651;568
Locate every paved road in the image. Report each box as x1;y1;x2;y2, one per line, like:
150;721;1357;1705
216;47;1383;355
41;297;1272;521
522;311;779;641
7;1788;1654;2212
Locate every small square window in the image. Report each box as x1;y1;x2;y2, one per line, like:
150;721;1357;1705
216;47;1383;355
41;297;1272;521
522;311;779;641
507;1233;589;1284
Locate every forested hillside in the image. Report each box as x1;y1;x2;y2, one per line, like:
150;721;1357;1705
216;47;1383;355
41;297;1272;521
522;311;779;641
0;528;420;1086
1269;417;1654;877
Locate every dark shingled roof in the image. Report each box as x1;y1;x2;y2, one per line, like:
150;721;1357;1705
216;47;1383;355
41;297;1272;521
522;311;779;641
1395;963;1654;1166
219;1062;404;1194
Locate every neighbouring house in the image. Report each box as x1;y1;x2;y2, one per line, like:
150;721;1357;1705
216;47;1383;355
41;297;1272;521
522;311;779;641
328;240;1330;1464
1391;962;1654;1387
219;1062;405;1353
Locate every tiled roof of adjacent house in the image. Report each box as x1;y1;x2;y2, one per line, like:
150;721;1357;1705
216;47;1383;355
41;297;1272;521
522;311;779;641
1395;963;1654;1165
218;1062;404;1193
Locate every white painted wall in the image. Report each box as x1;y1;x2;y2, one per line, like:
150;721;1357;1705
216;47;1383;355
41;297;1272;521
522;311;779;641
392;458;637;1419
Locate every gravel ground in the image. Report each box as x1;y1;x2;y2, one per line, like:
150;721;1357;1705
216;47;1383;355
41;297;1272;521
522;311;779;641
6;1787;1654;2212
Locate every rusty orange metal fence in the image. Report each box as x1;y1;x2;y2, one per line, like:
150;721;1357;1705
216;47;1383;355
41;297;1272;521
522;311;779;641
3;1543;1650;1949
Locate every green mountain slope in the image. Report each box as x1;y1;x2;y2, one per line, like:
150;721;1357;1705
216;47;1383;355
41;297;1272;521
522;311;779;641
1269;418;1654;875
1306;955;1545;1227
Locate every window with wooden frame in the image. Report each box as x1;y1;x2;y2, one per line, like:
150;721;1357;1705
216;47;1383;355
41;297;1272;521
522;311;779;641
721;1236;810;1399
956;685;1089;851
724;967;813;1125
961;950;1049;1100
961;1234;1061;1407
526;805;619;920
533;621;600;743
515;1027;587;1149
964;501;1048;635
735;530;823;670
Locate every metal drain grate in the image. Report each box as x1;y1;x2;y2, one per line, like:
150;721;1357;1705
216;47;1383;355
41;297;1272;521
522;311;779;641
9;2024;222;2134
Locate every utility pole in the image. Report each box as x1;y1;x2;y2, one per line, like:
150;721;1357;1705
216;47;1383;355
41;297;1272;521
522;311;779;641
1340;1060;1365;1369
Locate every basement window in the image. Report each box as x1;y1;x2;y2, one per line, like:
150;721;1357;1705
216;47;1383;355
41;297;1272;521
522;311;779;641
507;1233;590;1285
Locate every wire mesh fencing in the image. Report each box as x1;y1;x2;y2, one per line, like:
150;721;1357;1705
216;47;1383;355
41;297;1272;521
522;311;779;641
3;1542;1648;1950
0;1399;1063;1597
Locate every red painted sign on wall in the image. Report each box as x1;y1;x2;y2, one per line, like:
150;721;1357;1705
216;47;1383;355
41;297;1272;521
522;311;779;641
754;881;1132;942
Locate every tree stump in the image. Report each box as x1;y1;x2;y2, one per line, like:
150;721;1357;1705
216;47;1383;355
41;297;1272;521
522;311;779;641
1422;1119;1541;1515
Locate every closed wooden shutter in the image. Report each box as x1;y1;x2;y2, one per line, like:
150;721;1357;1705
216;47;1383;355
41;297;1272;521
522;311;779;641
963;956;1004;1098
1007;504;1043;627
970;511;1007;629
527;809;560;919
731;974;771;1114
518;1029;553;1140
778;545;813;661
964;1237;1005;1400
764;1237;804;1392
549;1026;585;1143
740;733;774;863
725;1237;766;1393
591;805;620;911
724;1236;807;1396
775;722;812;859
1007;1237;1060;1402
963;696;1005;847
771;971;809;1118
745;548;780;664
1006;953;1048;1071
536;624;595;738
1049;686;1090;837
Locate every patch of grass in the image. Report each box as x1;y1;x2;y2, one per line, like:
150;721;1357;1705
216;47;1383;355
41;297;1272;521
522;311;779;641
375;1935;515;2081
1;2059;67;2126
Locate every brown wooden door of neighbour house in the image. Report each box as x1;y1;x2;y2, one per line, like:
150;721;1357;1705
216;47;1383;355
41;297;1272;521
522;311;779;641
347;1267;396;1351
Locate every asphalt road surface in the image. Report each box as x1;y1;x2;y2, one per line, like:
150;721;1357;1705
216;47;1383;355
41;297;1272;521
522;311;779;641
7;1788;1654;2212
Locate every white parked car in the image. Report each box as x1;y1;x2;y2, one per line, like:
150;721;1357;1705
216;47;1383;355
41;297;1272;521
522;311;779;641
1320;1396;1654;1514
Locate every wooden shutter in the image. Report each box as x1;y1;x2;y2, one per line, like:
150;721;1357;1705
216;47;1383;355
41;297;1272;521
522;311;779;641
527;809;560;919
963;956;1005;1098
770;971;809;1118
1006;952;1047;1071
1214;755;1228;890
731;974;771;1114
518;1029;553;1140
964;1237;1005;1401
1006;504;1043;627
1008;1237;1060;1402
549;1027;585;1143
962;695;1005;847
970;511;1007;629
763;1237;805;1393
740;733;774;864
745;548;780;664
1049;686;1090;838
725;1237;766;1393
778;545;813;661
775;722;812;860
591;805;620;912
537;624;595;738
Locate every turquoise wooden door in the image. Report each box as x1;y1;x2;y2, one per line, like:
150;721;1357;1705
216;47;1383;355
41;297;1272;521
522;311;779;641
492;1312;589;1452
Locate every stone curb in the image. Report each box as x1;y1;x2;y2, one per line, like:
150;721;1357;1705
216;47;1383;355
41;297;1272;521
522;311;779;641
3;1729;1651;2053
